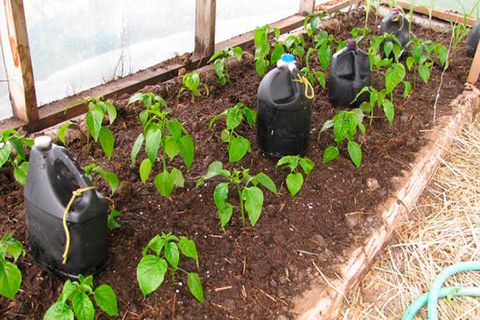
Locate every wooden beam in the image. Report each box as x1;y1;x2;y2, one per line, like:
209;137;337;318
315;0;357;13
299;0;315;16
468;41;480;84
0;0;38;123
395;0;477;26
194;0;216;58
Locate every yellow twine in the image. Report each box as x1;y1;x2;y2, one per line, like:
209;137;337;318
62;186;95;265
294;74;315;100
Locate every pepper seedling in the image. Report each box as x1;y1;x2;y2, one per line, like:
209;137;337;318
83;163;121;230
196;161;277;230
406;37;448;86
208;46;244;86
44;275;118;320
129;92;194;197
320;109;365;168
0;129;33;186
0;234;25;300
62;97;117;159
209;102;257;162
254;24;283;76
302;30;334;89
137;233;204;303
178;72;209;101
276;155;315;196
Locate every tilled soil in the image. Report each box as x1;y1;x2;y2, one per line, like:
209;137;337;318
0;9;473;320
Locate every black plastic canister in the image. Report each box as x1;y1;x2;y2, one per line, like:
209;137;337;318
328;39;371;108
379;8;410;52
257;54;312;157
24;136;108;279
467;20;480;57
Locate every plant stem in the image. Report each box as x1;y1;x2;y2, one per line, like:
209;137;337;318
237;184;245;226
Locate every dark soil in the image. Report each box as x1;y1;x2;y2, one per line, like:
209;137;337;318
0;10;473;320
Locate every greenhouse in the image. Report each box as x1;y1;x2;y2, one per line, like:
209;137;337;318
1;0;480;319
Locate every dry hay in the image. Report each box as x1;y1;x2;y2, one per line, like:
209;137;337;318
340;119;480;320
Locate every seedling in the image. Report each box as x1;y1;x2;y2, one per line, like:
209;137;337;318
65;97;117;159
0;129;32;186
451;22;469;51
83;163;121;230
283;34;306;59
196;161;277;229
208;46;244;86
0;234;24;300
129;92;194;197
368;34;403;72
276;155;315;196
209;103;256;162
178;72;209;101
137;233;204;302
406;37;448;86
254;24;282;76
320;109;366;168
44;275;118;320
302;30;334;89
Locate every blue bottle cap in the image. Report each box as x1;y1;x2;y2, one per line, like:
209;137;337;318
281;53;295;63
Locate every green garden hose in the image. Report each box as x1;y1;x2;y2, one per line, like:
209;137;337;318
402;262;480;320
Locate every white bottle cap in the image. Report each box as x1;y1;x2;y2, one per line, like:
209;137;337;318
34;136;52;150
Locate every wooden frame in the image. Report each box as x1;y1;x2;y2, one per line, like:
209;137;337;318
194;0;216;58
299;0;316;16
0;0;38;123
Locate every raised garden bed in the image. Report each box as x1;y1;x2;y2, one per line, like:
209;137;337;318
1;7;479;320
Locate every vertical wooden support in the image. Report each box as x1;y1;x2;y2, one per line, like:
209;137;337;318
299;0;315;15
0;0;38;122
468;42;480;84
194;0;216;58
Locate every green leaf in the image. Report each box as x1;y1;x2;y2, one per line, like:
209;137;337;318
167;119;183;140
0;261;22;299
242;107;257;127
92;166;119;194
347;140;362;168
385;63;406;94
145;123;162;164
107;208;121;230
254;172;277;194
213;182;230;210
242;186;264;226
85;106;103;141
131;133;144;166
403;81;412;98
164;136;180;160
2;235;24;262
71;291;94;320
58;121;74;145
255;59;268;76
165;242;180;269
406;56;415;70
178;135;194;169
232;46;243;61
299;157;315;176
383;99;394;124
384;41;393;58
170;167;185;188
143;235;165;256
93;284;118;317
271;43;285;64
418;63;431;83
218;203;234;230
315;71;326;88
13;162;28;186
318;45;331;69
139;159;152;183
137;255;168;297
323;146;339;164
154;170;175;197
187;272;204;303
99;127;115;159
44;301;74;320
226;107;243;130
0;145;10;168
229;136;250;163
286;172;304;197
178;237;199;267
59;280;77;304
103;102;117;124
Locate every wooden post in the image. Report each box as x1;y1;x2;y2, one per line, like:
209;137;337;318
468;42;480;84
0;0;38;123
194;0;216;58
299;0;315;15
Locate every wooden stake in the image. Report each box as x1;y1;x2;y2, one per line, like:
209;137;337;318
299;0;315;16
0;0;38;123
468;41;480;84
194;0;216;58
